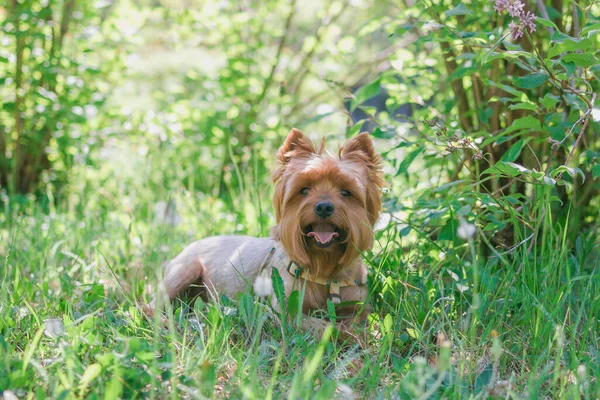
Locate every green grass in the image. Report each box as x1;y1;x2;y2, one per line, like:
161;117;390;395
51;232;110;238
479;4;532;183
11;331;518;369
1;177;599;399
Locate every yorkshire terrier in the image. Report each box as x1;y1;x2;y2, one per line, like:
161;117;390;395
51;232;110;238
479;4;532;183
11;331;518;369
145;128;384;336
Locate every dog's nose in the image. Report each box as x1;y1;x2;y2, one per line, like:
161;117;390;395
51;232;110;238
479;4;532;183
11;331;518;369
314;201;334;218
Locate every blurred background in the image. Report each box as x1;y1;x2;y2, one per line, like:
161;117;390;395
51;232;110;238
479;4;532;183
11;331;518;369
2;0;599;251
0;0;401;217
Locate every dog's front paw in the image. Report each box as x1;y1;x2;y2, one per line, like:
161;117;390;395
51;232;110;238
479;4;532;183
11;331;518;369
141;302;155;317
337;320;368;348
253;275;273;297
302;317;330;338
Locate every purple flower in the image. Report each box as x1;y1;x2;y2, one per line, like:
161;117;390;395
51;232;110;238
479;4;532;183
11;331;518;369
506;0;525;17
494;0;509;12
494;0;524;16
495;0;537;41
521;11;537;33
509;21;524;39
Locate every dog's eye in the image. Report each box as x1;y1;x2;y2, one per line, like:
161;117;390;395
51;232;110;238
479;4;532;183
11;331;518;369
300;187;310;195
340;189;351;197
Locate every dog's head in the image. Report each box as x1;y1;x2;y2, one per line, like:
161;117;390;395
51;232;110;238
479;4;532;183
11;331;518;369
272;128;384;276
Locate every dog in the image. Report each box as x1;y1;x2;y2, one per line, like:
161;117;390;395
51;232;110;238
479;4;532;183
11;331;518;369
144;128;384;337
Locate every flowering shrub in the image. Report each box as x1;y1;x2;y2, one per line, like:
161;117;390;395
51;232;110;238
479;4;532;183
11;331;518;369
495;0;537;39
355;0;599;249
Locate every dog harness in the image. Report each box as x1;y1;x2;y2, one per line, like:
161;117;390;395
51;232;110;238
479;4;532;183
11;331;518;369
286;261;364;304
258;246;364;304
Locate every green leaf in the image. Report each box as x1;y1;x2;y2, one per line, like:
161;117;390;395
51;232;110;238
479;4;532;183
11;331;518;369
299;112;335;127
438;218;458;241
561;53;598;67
548;38;594;57
326;299;336;324
501;138;531;162
382;313;393;334
406;327;420;339
550;30;575;43
552;166;586;182
434;180;465;192
509;102;538;111
484;161;532;177
484;79;524;98
540;175;556;186
353;80;381;106
239;292;254;327
396;147;425;175
287;290;300;321
347;121;366;136
537;18;558;30
444;3;473;17
475;364;494;393
513;72;549;89
504;116;542;134
540;94;560;110
592;164;600;179
456;204;471;217
449;65;476;80
371;126;396;139
79;363;102;393
105;377;123;399
484;50;532;62
582;22;600;37
314;380;337;398
271;267;286;315
560;60;576;76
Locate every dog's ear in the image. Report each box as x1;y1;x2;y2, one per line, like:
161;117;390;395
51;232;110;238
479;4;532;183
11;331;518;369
339;132;379;165
277;128;315;164
340;132;384;225
340;133;383;178
273;128;315;183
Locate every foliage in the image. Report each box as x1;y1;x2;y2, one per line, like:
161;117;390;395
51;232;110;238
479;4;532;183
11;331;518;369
371;0;600;244
1;0;600;398
0;0;125;194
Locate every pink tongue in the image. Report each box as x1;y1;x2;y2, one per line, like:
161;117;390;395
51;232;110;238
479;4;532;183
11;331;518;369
307;224;339;244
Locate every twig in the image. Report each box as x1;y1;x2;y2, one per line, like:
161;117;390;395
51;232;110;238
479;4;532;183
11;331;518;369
440;41;473;132
254;0;297;108
12;0;26;191
557;92;597;180
571;1;580;37
495;233;535;256
535;0;554;35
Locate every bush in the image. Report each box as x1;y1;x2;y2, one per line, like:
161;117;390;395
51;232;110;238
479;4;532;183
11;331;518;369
0;0;125;194
355;0;600;246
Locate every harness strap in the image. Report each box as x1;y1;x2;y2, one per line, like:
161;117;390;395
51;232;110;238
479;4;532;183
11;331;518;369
258;247;363;305
258;247;277;276
287;261;361;304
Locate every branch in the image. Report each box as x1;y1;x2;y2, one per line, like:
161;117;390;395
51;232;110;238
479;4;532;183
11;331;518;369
535;0;554;36
254;0;297;108
556;92;597;180
11;0;25;190
440;41;473;132
571;1;580;37
58;0;76;49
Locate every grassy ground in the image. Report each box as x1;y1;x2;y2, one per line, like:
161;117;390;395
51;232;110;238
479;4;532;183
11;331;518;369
1;169;599;399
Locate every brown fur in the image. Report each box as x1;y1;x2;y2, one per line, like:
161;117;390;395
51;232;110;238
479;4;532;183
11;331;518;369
272;129;383;277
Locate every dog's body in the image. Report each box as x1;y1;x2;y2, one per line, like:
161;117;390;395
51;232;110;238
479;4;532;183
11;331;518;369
157;236;368;315
145;129;383;333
